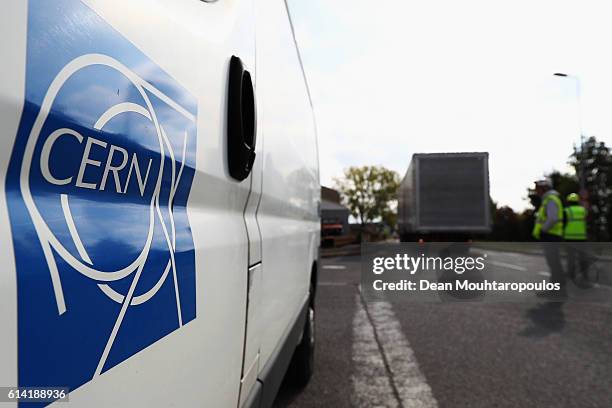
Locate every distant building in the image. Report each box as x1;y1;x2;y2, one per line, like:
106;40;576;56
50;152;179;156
321;186;349;236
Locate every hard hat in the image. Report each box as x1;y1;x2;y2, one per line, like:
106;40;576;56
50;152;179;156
567;193;580;203
534;179;552;189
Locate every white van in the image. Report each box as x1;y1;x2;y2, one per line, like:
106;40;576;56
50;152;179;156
0;1;320;407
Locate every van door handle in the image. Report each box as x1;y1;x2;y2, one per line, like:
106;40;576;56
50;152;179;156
227;55;256;181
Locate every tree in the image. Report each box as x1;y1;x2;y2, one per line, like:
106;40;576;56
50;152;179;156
490;199;535;241
334;166;400;226
570;136;612;240
525;136;612;241
548;170;579;199
491;201;519;240
526;171;578;240
526;170;578;209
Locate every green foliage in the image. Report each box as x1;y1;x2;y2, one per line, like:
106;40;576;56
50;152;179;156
496;170;580;241
490;199;534;241
334;166;400;226
522;136;612;241
570;136;612;240
548;170;579;200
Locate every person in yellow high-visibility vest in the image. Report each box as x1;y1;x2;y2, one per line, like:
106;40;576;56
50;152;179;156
564;192;589;283
532;180;566;295
532;181;564;242
564;193;587;240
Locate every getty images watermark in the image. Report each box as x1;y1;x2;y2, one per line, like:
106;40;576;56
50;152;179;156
361;242;611;303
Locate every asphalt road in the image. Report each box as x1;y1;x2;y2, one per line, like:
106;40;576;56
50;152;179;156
274;250;612;408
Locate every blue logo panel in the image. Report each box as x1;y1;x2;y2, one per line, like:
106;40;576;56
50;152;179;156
6;0;198;397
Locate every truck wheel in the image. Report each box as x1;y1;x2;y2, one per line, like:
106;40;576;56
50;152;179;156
287;285;315;387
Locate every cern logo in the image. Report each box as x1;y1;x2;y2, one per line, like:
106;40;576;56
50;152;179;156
12;52;198;379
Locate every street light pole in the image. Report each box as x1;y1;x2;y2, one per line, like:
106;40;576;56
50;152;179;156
554;72;586;197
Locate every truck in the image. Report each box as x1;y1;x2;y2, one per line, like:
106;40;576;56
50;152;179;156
0;1;319;407
398;152;491;242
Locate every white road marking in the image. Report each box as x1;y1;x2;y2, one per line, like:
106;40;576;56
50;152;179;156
352;295;399;407
474;249;529;258
368;301;438;408
537;271;551;277
352;294;438;408
322;265;347;270
489;260;527;271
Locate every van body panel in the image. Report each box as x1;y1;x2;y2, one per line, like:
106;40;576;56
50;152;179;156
255;0;320;370
0;1;27;395
0;1;318;406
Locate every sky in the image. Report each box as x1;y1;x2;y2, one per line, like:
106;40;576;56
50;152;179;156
286;0;612;211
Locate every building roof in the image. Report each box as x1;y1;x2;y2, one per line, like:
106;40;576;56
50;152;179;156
321;186;341;204
321;199;349;212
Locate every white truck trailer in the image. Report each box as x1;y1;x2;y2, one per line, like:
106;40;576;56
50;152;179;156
398;152;491;241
